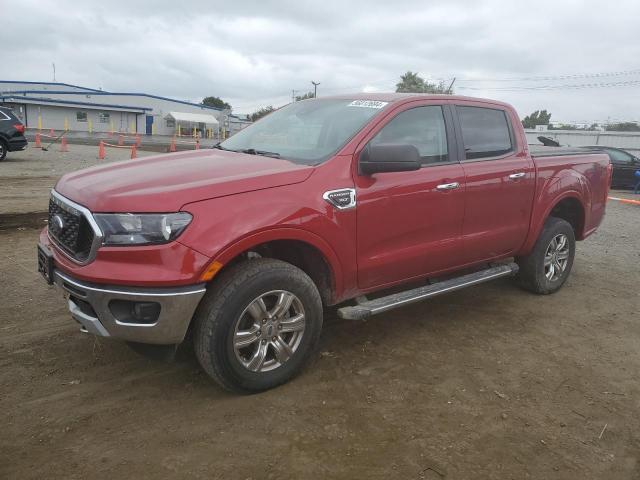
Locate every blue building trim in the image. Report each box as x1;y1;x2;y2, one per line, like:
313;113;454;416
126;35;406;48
2;89;223;111
0;80;105;93
0;95;150;112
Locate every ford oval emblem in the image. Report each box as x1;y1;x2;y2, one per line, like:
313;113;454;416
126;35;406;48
52;214;65;231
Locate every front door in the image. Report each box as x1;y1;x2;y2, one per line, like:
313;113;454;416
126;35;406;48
146;115;154;135
355;103;466;290
452;103;536;263
605;148;639;188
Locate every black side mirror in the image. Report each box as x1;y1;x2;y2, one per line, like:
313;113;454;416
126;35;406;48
359;143;421;175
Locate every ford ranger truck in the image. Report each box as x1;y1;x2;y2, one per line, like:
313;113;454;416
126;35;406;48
37;94;611;393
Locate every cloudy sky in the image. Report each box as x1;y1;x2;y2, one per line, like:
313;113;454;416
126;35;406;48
3;0;639;123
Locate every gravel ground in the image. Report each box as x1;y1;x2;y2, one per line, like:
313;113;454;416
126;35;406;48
0;198;638;479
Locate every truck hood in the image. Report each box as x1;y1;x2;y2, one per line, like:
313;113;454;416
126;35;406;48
55;149;315;212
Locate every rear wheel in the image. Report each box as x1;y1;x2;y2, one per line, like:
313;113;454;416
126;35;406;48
193;258;323;393
0;140;7;161
516;217;576;294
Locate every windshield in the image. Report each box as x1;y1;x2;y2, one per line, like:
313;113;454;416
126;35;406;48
220;99;389;165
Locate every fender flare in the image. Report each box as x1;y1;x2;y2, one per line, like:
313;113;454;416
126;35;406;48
521;189;587;254
207;227;344;298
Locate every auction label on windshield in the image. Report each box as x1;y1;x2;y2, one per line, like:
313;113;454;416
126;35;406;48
347;100;388;109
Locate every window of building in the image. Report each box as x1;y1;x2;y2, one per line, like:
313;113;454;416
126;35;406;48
98;112;110;123
76;111;87;122
166;118;175;128
457;106;513;160
369;106;449;165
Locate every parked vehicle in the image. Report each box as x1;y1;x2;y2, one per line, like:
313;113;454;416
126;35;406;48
37;94;612;393
578;145;639;189
0;106;27;161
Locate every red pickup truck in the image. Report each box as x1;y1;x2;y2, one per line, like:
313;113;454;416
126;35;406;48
38;94;611;393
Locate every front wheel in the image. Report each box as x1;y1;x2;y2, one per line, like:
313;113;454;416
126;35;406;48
516;216;576;294
193;258;323;393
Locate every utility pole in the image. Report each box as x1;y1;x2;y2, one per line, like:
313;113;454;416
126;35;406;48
291;89;298;103
311;81;320;98
446;77;456;95
52;63;56;82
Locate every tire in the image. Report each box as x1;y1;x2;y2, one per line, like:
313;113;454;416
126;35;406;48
193;258;323;394
0;140;7;161
516;216;576;295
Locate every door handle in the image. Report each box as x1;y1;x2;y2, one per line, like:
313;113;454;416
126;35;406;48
436;182;460;191
509;172;526;179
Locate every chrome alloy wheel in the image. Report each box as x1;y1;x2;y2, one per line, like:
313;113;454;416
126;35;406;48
233;290;306;372
544;233;570;281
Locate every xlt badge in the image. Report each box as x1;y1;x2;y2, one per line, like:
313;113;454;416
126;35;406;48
323;188;356;210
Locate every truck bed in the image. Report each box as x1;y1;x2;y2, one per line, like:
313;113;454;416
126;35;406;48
528;146;604;158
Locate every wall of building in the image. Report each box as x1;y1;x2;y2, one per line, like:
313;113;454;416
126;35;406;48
3;102;142;133
525;129;640;153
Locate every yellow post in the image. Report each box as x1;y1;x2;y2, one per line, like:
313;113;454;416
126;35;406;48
37;115;42;130
129;121;135;134
178;125;181;137
151;122;156;135
88;119;93;134
64;117;69;132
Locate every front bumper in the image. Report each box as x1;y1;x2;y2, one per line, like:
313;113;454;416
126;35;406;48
53;269;206;345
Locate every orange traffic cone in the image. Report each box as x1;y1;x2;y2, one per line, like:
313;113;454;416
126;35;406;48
130;145;137;159
49;128;54;137
35;133;42;148
118;134;124;146
98;141;106;160
195;139;200;150
135;134;141;147
60;136;69;152
169;136;176;152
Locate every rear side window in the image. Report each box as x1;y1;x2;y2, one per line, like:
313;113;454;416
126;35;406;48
370;106;449;165
458;106;513;160
0;109;13;121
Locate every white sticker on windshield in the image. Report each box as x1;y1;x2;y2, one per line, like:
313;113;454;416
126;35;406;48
347;100;388;109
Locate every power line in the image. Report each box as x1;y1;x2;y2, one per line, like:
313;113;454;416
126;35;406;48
458;79;640;91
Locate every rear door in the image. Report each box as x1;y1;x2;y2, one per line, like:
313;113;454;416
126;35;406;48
452;102;536;264
355;101;467;289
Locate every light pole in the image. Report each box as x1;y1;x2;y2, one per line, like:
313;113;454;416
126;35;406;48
311;81;320;98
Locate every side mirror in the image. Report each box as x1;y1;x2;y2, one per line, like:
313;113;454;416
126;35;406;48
359;143;421;175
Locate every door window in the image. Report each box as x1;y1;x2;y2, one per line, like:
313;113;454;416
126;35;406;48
458;106;513;160
370;106;449;165
606;148;634;165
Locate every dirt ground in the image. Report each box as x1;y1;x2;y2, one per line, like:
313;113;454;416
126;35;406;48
1;151;639;479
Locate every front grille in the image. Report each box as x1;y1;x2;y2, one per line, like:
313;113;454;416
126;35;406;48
48;196;96;262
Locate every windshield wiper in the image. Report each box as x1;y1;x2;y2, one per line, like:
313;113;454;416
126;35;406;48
213;143;233;151
240;148;281;158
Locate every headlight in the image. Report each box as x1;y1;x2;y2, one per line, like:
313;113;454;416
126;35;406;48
94;212;192;246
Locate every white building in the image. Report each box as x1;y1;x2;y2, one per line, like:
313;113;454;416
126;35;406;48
0;80;250;137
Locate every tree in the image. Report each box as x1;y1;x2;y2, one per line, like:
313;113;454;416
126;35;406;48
202;96;231;110
295;92;315;101
605;122;640;132
522;110;552;129
249;106;275;122
395;71;451;94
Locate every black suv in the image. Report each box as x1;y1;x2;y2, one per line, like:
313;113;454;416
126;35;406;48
0;106;28;161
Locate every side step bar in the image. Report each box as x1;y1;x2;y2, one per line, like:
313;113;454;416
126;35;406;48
337;262;519;320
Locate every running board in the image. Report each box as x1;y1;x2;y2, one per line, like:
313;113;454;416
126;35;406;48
337;262;519;320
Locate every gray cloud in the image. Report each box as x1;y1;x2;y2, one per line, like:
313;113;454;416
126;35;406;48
2;0;639;121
